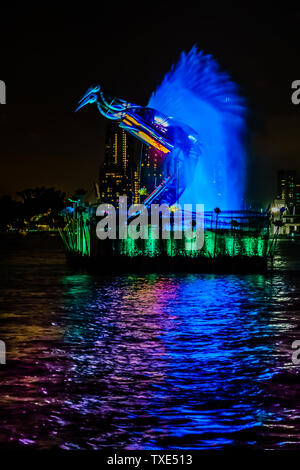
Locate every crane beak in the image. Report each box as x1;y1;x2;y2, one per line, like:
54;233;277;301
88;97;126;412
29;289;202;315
75;95;92;112
75;84;100;112
75;85;97;112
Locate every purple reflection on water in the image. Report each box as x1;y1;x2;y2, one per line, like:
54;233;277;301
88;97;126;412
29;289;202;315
0;236;300;449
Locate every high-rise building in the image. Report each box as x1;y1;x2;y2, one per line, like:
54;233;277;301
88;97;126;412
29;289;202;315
99;123;169;205
277;170;299;211
99;123;139;205
140;146;164;199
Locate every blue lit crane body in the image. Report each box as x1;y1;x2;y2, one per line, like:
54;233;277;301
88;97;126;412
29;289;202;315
75;84;202;207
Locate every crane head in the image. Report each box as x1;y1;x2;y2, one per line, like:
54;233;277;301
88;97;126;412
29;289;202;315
75;84;101;112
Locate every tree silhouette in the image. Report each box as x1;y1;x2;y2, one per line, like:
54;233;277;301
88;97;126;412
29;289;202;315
0;196;24;230
17;187;67;229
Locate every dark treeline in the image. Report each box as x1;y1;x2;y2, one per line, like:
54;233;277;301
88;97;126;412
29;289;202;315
0;187;86;231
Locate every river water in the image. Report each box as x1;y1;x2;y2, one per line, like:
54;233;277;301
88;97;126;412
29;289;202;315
0;234;300;450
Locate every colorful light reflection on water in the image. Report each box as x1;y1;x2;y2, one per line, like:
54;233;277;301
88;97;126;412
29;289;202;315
0;237;300;450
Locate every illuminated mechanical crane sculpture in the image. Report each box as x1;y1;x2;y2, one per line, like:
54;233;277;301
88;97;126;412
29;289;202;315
75;85;202;208
76;47;246;211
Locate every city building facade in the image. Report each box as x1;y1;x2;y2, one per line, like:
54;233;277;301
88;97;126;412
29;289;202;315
271;170;300;236
99;122;140;206
277;170;300;212
99;123;166;206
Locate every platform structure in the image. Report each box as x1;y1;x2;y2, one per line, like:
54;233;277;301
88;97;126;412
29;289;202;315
59;84;275;272
59;205;274;273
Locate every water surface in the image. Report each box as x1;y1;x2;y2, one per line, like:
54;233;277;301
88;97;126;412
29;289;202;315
0;234;300;450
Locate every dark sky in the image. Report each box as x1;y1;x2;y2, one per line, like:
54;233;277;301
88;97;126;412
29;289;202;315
1;2;300;205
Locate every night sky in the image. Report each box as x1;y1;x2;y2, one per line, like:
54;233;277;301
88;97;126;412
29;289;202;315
1;3;300;205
